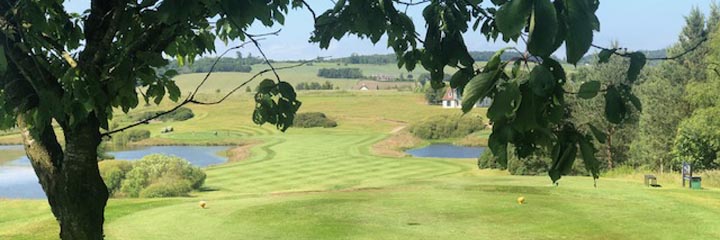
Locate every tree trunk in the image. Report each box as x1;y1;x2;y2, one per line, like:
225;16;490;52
19;115;109;240
606;127;614;169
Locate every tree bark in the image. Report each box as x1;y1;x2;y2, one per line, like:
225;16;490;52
19;115;108;240
606;127;614;169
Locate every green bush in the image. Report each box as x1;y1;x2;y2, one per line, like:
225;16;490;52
672;107;720;170
119;154;206;198
410;114;485;139
127;129;151;142
109;129;151;146
478;146;588;176
160;107;194;121
139;177;194;198
294;112;338;128
134;107;194;122
98;160;134;196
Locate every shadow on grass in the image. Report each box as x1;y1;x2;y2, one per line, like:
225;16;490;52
197;186;220;192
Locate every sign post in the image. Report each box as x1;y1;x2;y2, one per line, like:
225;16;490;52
682;162;692;188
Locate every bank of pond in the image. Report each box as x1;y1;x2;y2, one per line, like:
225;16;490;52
0;145;229;199
1;143;485;199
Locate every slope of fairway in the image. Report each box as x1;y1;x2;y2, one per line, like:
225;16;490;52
1;92;719;239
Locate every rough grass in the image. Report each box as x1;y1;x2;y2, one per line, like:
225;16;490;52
371;130;423;157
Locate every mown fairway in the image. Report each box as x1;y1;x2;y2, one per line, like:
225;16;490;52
1;90;719;239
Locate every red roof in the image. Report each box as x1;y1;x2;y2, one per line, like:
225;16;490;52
442;88;457;101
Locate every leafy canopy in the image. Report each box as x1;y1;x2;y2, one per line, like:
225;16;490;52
0;0;653;183
311;0;649;182
0;0;301;136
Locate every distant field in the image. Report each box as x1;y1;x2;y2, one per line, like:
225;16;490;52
173;62;422;93
1;81;718;239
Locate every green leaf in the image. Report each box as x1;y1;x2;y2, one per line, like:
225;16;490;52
495;0;532;37
488;130;510;166
277;81;296;101
485;48;508;71
629;92;642;111
529;65;555;97
564;0;595;64
588;124;607;144
549;141;577;183
450;68;473;90
462;72;497;113
550;0;567;52
514;84;540;131
527;0;558;57
0;46;6;75
597;48;615;64
577;80;601;99
541;57;567;83
578;136;599;179
511;59;522;78
487;81;521;121
604;85;625;124
166;81;181;102
627;52;646;83
257;79;276;93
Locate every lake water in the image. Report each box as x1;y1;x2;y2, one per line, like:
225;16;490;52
405;144;485;159
0;145;229;199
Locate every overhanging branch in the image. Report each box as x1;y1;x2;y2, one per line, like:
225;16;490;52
591;37;708;61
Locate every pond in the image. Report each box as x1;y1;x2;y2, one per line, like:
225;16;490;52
0;145;230;199
405;144;485;159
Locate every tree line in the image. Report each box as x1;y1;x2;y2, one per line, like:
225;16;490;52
295;81;336;90
317;68;364;79
161;52;265;74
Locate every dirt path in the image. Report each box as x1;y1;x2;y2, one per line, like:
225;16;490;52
389;126;406;134
226;141;261;162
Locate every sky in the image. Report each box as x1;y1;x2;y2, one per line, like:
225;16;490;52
63;0;716;60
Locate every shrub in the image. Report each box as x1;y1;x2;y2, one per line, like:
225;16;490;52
139;177;194;198
127;129;151;142
294;112;338;128
119;154;206;198
134;107;194;122
478;146;588;176
410;114;485;139
160;107;194;121
109;129;151;146
98;160;134;196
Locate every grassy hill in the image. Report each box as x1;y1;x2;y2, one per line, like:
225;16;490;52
1;72;719;239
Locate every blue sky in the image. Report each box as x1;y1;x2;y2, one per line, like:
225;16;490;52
64;0;715;60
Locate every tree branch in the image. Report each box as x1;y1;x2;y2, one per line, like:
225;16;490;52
591;37;708;61
391;0;431;6
190;41;255;99
243;31;281;82
190;61;311;105
101;57;312;137
298;0;317;24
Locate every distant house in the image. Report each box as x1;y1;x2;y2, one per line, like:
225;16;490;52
442;88;491;108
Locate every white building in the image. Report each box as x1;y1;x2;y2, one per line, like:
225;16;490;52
442;88;491;108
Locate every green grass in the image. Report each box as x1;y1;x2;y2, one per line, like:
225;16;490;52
1;74;719;239
0;149;24;165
